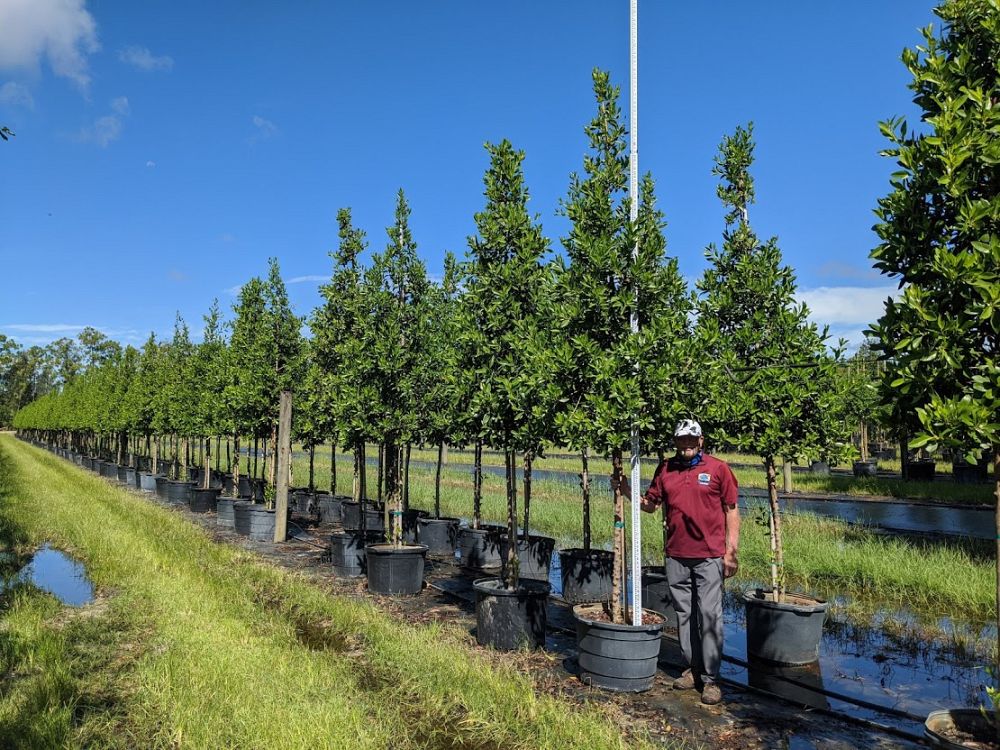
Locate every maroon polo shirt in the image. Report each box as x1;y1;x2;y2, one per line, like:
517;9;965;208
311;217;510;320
644;453;738;559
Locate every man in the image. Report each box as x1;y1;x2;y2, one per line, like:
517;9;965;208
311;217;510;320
638;419;740;705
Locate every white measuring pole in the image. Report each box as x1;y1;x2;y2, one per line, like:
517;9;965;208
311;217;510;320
629;0;643;627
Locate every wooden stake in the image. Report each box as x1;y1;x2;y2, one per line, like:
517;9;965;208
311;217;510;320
274;391;292;543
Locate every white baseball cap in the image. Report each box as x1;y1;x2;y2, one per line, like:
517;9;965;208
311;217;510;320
674;419;702;438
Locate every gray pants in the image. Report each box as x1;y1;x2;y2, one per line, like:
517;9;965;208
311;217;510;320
666;556;724;684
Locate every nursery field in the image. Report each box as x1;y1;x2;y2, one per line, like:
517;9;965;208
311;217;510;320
290;450;996;631
0;435;675;750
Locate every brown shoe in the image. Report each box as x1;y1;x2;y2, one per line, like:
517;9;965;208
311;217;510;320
672;669;696;690
701;682;722;705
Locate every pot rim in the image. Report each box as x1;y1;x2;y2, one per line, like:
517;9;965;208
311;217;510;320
365;543;429;555
571;603;665;633
743;588;829;613
472;577;551;597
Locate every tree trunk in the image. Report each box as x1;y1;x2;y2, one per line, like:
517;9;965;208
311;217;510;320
765;456;785;602
202;438;211;490
403;443;411;511
152;435;159;475
610;449;625;624
308;445;315;492
473;440;483;530
782;460;793;493
377;443;384;504
359;441;367;502
434;441;443;518
900;433;910;481
580;448;591;551
504;448;518;589
522;452;533;536
231;434;241;498
860;421;869;462
352;441;361;502
215;436;221;473
331;443;337;495
268;420;278;488
253;436;259;479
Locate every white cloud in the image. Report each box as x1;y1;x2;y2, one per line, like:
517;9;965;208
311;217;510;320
0;0;99;90
219;233;236;243
75;96;129;147
286;275;326;284
0;81;33;108
2;323;86;332
118;45;173;72
797;285;901;350
250;115;278;140
146;160;155;168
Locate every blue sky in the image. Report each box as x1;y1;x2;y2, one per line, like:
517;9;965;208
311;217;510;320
1;0;935;350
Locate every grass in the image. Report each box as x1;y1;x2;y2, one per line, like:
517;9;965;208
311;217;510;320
0;435;679;750
294;452;997;628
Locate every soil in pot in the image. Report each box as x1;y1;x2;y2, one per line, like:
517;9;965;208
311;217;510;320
743;588;829;665
559;548;613;604
458;527;502;570
498;534;555;582
330;530;382;578
365;544;428;595
573;603;665;692
417;516;459;556
473;577;550;651
925;708;998;750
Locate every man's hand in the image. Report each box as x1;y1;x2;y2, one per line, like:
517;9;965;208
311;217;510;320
723;548;739;578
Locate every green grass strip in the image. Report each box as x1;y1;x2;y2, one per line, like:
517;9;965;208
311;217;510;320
0;435;678;750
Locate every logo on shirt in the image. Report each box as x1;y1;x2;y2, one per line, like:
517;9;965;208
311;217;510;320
698;472;711;485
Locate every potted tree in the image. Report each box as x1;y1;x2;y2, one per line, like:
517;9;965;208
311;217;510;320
361;190;429;595
868;1;1000;744
189;301;227;513
554;70;684;691
313;208;382;576
696;124;843;666
462;139;556;650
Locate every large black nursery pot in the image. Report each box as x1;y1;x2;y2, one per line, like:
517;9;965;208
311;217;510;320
237;475;264;500
401;509;429;544
743;589;829;665
330;530;383;578
216;498;236;528
189;487;219;514
808;460;830;476
473;577;550;651
246;505;285;542
746;658;829;710
315;493;343;524
341;500;383;532
81;456;94;471
924;708;996;750
640;566;677;629
907;458;936;482
573;604;664;692
559;548;614;604
416;516;460;556
458;526;502;570
139;472;160;493
116;465;129;483
101;461;119;480
291;488;313;515
498;534;556;582
365;544;428;595
154;475;171;499
952;457;990;484
125;467;137;487
166;480;194;506
233;500;255;535
852;459;878;478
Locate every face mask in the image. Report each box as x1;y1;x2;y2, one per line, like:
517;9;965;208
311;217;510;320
672;450;702;468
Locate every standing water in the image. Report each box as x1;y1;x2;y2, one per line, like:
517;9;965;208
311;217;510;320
10;545;95;606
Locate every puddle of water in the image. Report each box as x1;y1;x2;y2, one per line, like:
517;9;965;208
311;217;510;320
11;545;95;607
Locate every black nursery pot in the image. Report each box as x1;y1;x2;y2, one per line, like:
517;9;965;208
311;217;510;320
458;526;502;570
216;498;236;528
189;487;219;514
743;589;829;666
330;530;383;578
640;567;677;629
573;604;664;692
166;480;194;505
473;577;551;651
365;544;428;595
416;516;460;556
498;534;556;582
559;548;614;604
315;494;344;524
